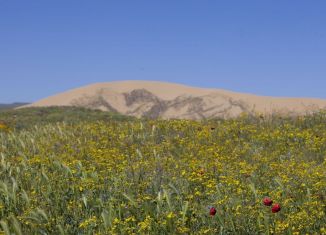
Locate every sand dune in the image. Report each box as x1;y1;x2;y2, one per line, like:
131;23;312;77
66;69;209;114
21;80;326;119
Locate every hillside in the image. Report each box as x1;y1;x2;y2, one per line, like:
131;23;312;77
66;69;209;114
0;102;29;110
21;81;326;120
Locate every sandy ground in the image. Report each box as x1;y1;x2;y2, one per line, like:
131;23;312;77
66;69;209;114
21;80;326;119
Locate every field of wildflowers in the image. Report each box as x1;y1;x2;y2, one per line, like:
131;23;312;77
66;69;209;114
0;110;325;234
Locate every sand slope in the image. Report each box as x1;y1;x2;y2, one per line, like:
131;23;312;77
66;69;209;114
21;80;326;119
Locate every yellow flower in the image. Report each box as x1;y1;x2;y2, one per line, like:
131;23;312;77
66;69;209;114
138;216;152;231
166;212;175;219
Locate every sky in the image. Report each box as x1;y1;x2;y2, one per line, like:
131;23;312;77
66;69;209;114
1;1;326;103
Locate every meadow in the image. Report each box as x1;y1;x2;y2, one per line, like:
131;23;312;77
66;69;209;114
0;108;325;234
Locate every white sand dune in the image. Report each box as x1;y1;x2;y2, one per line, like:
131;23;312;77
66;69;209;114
21;80;326;119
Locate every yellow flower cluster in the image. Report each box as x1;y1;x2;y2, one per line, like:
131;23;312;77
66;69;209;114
0;112;325;234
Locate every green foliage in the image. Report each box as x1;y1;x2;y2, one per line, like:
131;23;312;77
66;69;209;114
0;109;325;234
0;106;136;130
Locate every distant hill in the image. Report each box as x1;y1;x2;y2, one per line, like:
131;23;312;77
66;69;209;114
0;102;29;110
21;81;326;120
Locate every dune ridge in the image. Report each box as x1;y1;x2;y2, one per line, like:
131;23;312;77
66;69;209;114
21;80;326;119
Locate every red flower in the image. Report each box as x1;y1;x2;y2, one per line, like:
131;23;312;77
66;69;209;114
209;207;217;216
263;197;273;206
271;204;281;213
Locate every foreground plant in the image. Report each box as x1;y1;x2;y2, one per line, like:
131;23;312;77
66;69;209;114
0;112;325;234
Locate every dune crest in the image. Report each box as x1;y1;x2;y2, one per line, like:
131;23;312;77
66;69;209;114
21;80;326;119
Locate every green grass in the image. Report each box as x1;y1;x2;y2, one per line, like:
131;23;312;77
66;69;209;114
0;108;325;234
0;106;136;130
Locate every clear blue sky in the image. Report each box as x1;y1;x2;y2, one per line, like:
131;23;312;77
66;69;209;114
1;1;326;103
